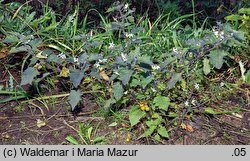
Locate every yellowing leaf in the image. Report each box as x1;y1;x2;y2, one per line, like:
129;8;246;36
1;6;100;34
100;70;109;81
181;122;186;129
36;119;47;128
186;124;194;132
36;51;48;59
0;48;9;59
60;67;70;78
34;63;42;70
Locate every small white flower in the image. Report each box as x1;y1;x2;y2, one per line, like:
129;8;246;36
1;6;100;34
220;82;225;87
191;99;196;106
73;57;79;63
151;65;160;70
184;101;189;107
194;83;199;90
125;33;134;38
172;47;178;53
151;88;157;92
109;42;115;49
25;40;31;44
99;58;108;63
114;71;120;75
94;62;100;68
124;91;128;95
58;53;66;59
121;53;127;62
124;3;129;10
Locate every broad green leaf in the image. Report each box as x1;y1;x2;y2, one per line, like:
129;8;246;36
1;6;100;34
167;73;182;89
209;49;228;69
66;135;79;145
142;125;157;138
9;46;29;54
154;134;161;142
2;35;19;43
70;69;85;88
153;96;170;111
119;69;133;85
21;67;40;85
141;76;153;89
130;79;140;87
68;90;82;111
157;126;169;138
112;82;124;101
246;70;250;85
129;105;146;126
47;54;62;64
103;98;116;110
203;58;211;75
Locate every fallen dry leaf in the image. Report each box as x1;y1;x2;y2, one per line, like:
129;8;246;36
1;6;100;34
0;48;9;59
36;119;47;128
100;70;109;81
186;124;194;132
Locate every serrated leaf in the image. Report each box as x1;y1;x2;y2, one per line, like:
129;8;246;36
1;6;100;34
203;58;211;75
70;69;85;88
153;96;170;111
129;105;146;126
157;126;169;138
68;90;82;111
167;73;182;89
21;67;40;85
119;69;133;85
112;82;124;101
239;8;250;14
209;49;228;69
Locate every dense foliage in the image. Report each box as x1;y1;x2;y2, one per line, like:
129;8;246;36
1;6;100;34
0;0;249;143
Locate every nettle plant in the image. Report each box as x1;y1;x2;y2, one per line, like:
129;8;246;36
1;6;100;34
1;2;248;140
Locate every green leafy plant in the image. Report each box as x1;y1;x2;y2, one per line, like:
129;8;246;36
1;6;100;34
0;1;249;143
66;123;105;145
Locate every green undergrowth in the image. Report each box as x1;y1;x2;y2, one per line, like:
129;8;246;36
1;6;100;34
0;2;249;143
